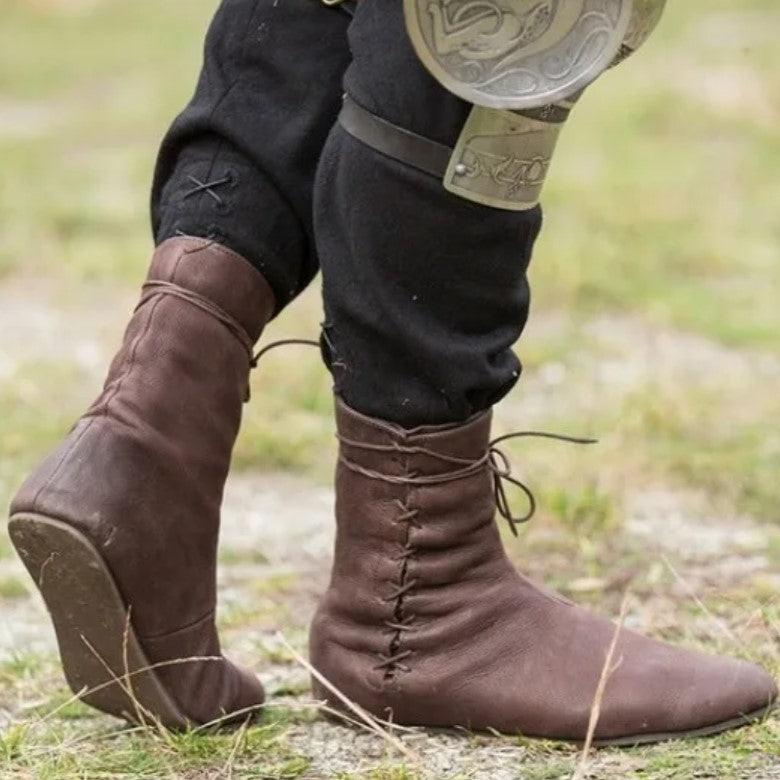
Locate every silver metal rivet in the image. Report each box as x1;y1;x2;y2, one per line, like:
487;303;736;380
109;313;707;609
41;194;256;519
454;163;467;175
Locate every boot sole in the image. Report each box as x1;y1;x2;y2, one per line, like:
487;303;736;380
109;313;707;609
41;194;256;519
317;690;775;747
430;704;775;747
8;513;190;730
591;702;776;746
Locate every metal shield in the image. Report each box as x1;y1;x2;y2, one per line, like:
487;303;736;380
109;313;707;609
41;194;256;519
403;0;634;110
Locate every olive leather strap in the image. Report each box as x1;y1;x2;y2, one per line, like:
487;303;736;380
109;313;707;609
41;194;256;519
338;95;451;179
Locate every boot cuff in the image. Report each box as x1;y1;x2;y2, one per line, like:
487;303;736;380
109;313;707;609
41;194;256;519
149;237;275;343
334;395;491;478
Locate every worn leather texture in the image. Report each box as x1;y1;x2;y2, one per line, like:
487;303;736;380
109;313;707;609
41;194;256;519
310;398;777;740
11;237;274;723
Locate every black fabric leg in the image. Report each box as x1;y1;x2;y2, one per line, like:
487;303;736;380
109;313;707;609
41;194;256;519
314;0;543;426
152;0;351;314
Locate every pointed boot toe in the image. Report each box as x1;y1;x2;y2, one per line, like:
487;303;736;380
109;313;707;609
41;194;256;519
589;636;777;745
740;662;779;716
183;656;266;728
689;656;777;732
226;662;267;722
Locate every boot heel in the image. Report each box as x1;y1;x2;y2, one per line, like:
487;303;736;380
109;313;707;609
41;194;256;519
8;513;188;729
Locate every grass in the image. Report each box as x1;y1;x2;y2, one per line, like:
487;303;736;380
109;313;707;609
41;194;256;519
0;604;777;779
0;0;778;777
0;360;94;529
537;1;780;350
311;713;780;780
2;716;311;779
0;576;28;601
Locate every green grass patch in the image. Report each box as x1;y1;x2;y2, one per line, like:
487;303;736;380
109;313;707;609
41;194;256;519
531;1;780;351
619;384;780;523
0;360;92;518
0;651;51;687
0;535;13;561
0;575;27;600
0;719;310;780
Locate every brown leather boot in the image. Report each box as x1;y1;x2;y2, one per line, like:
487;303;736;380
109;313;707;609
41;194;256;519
9;237;273;729
310;398;777;745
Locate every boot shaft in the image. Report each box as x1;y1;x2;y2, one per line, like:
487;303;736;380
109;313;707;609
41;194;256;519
315;398;516;703
330;397;507;593
92;236;274;433
11;238;276;635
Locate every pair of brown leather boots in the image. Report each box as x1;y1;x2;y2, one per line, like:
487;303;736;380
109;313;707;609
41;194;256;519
9;238;776;744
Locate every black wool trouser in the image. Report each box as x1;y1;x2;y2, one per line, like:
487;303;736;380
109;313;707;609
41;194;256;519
152;0;542;427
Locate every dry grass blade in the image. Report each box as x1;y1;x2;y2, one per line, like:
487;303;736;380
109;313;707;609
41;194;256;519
79;632;163;736
317;702;419;735
30;685;89;725
120;608;152;733
193;703;266;733
661;554;747;652
21;639;222;734
19;651;224;732
571;592;630;780
275;631;422;765
218;716;249;780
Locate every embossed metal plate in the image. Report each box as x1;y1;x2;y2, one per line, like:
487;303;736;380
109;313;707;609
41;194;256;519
404;0;634;110
444;105;564;209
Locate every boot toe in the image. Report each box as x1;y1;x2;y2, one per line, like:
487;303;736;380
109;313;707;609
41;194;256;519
226;661;266;722
591;629;777;742
665;654;776;736
726;659;777;720
143;626;266;727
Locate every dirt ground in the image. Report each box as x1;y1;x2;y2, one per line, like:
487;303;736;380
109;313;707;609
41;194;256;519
1;1;778;777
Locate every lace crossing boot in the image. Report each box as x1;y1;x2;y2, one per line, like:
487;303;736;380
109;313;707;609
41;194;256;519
9;237;273;729
309;398;777;745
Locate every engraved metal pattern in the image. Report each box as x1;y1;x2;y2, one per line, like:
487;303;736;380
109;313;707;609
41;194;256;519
404;0;634;109
444;105;564;209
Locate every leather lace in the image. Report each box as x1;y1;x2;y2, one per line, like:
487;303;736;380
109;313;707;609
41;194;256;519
338;424;596;678
134;281;595;531
136;280;318;401
338;429;597;536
